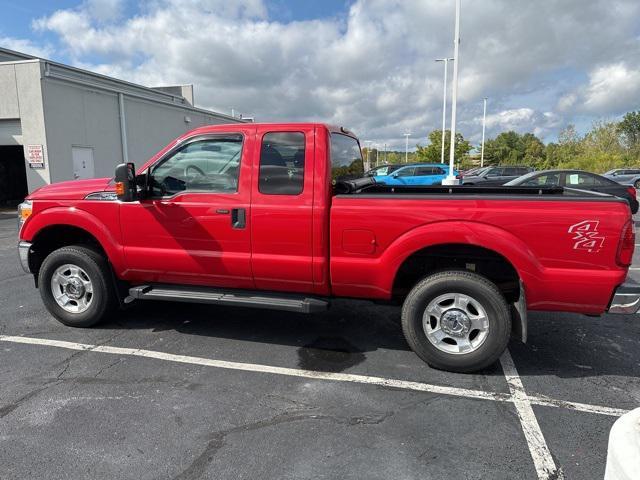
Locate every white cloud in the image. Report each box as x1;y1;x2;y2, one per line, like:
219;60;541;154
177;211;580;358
557;63;640;116
26;0;640;148
86;0;125;23
466;108;560;142
483;108;536;130
582;63;640;114
0;37;53;58
557;93;578;112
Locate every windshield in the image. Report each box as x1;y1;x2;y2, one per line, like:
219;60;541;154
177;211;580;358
472;167;490;176
330;133;364;182
504;171;539;186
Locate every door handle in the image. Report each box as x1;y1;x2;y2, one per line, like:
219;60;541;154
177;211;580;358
216;209;230;214
231;208;246;229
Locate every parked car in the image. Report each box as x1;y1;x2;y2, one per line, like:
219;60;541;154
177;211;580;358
603;168;640;189
16;123;638;373
374;163;459;186
462;165;534;185
461;166;488;176
505;169;639;213
364;164;406;177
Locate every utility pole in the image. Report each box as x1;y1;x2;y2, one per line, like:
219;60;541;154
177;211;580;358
435;57;454;164
384;143;387;163
480;97;487;168
403;133;411;163
444;0;461;185
376;145;379;167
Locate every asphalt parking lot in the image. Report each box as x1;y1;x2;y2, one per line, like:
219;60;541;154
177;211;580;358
1;213;639;480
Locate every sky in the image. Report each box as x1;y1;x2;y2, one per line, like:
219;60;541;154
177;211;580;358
1;0;640;151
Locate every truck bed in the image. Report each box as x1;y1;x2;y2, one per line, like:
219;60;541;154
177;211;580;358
329;183;631;314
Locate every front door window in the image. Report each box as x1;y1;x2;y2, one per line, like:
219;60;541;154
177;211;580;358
150;136;243;196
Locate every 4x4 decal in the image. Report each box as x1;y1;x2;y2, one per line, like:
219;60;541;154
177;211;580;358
568;220;605;253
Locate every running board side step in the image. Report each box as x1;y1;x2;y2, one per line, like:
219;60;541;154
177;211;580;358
126;285;329;313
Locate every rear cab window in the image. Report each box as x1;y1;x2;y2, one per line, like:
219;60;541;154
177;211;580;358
330;133;364;185
259;132;305;195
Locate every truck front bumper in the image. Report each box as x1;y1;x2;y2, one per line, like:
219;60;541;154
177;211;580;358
18;241;32;274
609;283;640;314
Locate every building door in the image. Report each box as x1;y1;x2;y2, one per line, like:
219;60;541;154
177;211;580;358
0;145;28;206
72;146;95;179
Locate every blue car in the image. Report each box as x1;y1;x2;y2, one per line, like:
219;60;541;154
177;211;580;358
373;163;459;186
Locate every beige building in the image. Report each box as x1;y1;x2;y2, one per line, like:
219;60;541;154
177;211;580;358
0;47;244;205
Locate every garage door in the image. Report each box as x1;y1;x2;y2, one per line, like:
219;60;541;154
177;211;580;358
0;145;28;204
0;119;22;145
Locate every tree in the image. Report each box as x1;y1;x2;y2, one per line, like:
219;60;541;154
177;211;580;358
548;124;583;167
482;131;545;167
618;111;640;151
415;130;472;163
548;119;638;172
522;133;546;168
582;121;624;155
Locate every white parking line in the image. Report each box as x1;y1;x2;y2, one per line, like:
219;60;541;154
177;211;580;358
527;395;627;417
0;334;510;402
500;350;563;480
0;335;627;419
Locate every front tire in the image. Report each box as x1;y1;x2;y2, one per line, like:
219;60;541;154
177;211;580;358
401;270;511;373
38;245;116;327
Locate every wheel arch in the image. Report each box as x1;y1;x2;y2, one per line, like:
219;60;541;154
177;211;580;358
381;221;541;342
22;207;125;283
392;243;521;301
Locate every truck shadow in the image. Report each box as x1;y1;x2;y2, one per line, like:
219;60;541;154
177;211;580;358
104;299;410;374
100;302;640;380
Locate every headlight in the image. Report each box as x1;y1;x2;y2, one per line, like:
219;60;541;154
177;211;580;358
18;200;32;232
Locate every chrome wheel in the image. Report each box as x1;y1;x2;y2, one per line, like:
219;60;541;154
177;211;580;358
423;292;489;355
50;264;94;313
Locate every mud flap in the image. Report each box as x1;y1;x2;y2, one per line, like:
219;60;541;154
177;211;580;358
510;280;527;343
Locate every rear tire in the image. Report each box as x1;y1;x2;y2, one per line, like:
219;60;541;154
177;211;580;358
401;270;511;373
38;245;116;327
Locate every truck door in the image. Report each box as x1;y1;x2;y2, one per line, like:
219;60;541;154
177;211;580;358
119;128;255;288
250;126;315;293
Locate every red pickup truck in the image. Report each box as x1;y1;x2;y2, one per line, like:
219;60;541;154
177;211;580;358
17;123;639;372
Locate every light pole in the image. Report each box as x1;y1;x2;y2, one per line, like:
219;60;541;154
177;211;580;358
364;140;372;171
480;97;487;168
443;0;461;185
435;57;454;164
376;145;379;166
383;143;387;163
403;133;411;163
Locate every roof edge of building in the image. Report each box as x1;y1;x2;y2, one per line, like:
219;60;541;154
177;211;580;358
0;47;246;124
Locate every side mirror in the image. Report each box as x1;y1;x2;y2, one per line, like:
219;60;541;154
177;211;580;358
115;163;137;202
392;173;399;178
